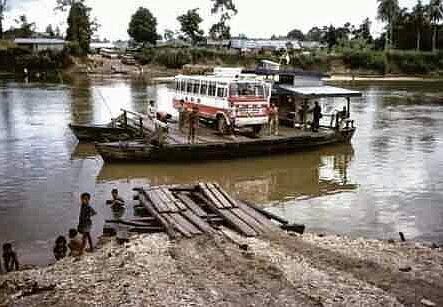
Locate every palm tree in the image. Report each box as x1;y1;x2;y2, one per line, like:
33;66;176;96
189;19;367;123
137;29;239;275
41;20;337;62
412;0;426;51
377;0;400;50
428;0;443;52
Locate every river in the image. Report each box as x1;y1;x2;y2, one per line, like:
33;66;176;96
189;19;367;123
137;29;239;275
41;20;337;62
0;76;442;265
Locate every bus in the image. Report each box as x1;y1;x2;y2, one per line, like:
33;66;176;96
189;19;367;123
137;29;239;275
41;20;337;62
172;69;272;135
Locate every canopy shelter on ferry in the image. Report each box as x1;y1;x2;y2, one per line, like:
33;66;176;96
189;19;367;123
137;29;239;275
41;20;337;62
273;84;362;129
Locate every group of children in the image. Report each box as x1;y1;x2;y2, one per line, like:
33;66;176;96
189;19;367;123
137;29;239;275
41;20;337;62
52;192;97;261
1;189;125;274
52;189;125;262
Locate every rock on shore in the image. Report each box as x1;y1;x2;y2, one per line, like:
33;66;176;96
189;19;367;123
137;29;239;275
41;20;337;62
1;231;442;306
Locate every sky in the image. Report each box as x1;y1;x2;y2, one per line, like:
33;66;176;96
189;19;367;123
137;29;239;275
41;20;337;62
4;0;419;41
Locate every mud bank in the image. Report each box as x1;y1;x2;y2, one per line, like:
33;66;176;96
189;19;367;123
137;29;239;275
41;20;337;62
1;231;442;306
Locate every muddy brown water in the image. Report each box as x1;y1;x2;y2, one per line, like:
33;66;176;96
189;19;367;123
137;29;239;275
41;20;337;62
0;76;442;265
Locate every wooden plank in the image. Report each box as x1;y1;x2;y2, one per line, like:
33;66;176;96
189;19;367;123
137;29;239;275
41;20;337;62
139;192;178;239
174;192;207;217
241;199;288;225
181;210;216;235
161;187;187;211
198;183;224;209
144;189;169;213
207;183;232;209
168;213;202;236
236;201;278;232
213;183;239;208
231;208;266;234
156;188;180;212
161;213;192;238
218;209;258;237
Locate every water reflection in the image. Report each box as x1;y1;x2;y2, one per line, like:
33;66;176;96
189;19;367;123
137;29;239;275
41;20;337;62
97;144;356;204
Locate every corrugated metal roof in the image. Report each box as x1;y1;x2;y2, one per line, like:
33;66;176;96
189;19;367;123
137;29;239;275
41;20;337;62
14;38;66;45
278;85;362;98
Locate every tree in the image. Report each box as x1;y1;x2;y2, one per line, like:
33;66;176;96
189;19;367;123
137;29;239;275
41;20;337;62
55;26;62;38
287;28;305;40
14;15;36;38
209;13;232;40
177;8;204;45
128;7;158;46
210;0;237;40
411;0;426;51
306;27;323;42
66;1;93;54
0;0;6;39
354;18;373;43
46;24;55;37
428;0;443;51
377;0;400;50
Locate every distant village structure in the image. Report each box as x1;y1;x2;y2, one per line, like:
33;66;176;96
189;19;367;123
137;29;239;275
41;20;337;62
14;38;66;53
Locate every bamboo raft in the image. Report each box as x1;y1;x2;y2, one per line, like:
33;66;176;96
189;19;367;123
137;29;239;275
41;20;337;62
105;183;304;239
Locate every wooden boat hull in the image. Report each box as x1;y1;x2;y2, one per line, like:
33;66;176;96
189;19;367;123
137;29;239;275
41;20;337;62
69;124;140;142
96;128;355;163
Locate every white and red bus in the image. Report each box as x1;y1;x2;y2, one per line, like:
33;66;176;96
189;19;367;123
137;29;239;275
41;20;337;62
172;68;271;134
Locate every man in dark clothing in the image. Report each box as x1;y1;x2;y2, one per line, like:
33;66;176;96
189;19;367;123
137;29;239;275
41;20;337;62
188;106;199;144
2;243;19;272
312;101;322;132
78;193;97;252
178;100;186;133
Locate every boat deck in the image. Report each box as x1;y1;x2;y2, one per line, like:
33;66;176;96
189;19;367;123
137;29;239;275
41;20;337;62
163;122;336;146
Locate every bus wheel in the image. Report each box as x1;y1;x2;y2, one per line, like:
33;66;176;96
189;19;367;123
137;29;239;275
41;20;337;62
252;125;262;136
217;116;228;134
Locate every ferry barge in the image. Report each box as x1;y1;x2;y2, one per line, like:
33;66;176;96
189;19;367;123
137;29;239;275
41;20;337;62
95;64;362;163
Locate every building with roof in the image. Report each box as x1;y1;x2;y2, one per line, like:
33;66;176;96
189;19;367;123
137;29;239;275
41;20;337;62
14;38;66;53
230;39;301;51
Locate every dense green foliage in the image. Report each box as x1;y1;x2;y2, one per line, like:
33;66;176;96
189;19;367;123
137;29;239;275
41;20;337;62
177;9;204;45
128;7;158;46
66;1;93;55
135;46;443;76
0;47;72;72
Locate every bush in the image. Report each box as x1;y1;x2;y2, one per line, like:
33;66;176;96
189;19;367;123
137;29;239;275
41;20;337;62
0;47;72;72
341;50;385;73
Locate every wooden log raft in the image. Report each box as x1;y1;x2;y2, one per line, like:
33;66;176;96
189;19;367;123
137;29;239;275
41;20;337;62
127;183;301;240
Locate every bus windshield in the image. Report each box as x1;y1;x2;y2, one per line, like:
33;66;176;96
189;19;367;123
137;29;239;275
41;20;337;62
229;82;265;98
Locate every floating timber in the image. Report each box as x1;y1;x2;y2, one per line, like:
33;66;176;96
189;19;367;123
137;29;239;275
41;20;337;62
107;183;284;239
96;122;355;163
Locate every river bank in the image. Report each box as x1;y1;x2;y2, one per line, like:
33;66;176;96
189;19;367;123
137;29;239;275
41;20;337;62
1;231;442;306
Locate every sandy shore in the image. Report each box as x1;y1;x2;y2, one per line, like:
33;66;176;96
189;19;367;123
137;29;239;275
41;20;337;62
1;230;442;307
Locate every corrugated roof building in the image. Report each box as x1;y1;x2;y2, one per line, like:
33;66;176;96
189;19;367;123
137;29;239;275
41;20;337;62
14;38;66;53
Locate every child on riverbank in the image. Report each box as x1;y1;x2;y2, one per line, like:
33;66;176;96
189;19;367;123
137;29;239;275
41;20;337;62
68;229;83;257
2;243;19;272
77;193;97;252
53;236;67;261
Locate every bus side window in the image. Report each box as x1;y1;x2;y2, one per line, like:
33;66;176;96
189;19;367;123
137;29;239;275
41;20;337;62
209;82;216;96
200;82;208;96
187;81;193;93
217;87;226;98
181;80;186;92
193;82;200;94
